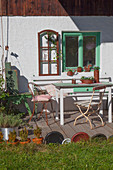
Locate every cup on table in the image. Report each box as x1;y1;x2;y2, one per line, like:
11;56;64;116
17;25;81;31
72;79;76;84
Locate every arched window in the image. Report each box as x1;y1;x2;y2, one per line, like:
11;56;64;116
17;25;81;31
38;30;59;76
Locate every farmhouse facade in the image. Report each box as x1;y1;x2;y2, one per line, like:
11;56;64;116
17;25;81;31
0;0;113;92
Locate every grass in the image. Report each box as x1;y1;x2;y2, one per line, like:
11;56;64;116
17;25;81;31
0;140;113;169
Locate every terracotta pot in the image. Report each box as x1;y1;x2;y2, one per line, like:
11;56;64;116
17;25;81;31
94;70;99;83
81;79;94;84
77;67;82;72
32;137;43;144
20;138;31;145
7;139;19;145
84;66;90;72
67;71;74;76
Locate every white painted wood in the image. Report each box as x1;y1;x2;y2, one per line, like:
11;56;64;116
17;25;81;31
55;89;59;120
108;87;112;123
99;92;103;116
55;83;113;125
60;89;64;125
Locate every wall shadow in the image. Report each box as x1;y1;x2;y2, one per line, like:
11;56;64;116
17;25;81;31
70;16;113;43
11;66;29;93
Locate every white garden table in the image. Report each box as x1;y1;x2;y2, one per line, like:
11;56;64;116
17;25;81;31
53;82;113;125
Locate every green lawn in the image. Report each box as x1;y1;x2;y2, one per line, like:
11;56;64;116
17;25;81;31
0;141;113;170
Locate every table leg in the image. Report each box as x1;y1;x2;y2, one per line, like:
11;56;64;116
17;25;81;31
60;89;64;125
55;89;59;120
108;87;112;123
99;92;103;116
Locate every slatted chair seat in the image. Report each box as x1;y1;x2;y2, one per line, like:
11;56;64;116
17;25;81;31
74;100;99;108
74;85;106;129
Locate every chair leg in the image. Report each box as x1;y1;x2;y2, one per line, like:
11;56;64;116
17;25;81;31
28;102;35;123
96;113;105;126
74;105;93;129
43;103;48;126
74;114;84;125
50;100;55;122
37;103;45;120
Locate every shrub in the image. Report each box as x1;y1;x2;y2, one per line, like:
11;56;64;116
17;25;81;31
0;113;24;128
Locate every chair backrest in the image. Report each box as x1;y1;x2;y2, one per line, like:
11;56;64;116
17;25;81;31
88;85;106;109
93;85;106;91
28;82;42;97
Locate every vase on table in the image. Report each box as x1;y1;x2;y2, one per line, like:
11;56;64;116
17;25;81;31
94;69;99;83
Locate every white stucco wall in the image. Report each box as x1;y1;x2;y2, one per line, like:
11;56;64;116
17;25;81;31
0;16;113;93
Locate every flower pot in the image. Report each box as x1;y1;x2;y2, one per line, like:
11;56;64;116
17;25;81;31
67;71;73;76
81;79;94;84
32;137;43;144
19;138;31;145
7;139;19;145
0;127;18;141
94;70;99;83
77;67;82;72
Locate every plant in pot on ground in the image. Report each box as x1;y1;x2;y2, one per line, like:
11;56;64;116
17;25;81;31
19;127;31;144
80;76;94;84
0;131;3;143
0;70;25;140
0;113;24;141
7;130;19;145
32;123;43;144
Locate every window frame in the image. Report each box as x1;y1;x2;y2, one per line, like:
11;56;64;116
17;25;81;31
38;29;59;76
62;31;100;71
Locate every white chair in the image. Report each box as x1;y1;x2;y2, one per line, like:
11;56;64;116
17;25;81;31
74;85;106;129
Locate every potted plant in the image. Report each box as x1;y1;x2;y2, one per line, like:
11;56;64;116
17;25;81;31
67;69;76;76
0;131;4;143
93;66;100;83
77;66;82;72
80;76;94;84
19;127;31;144
0;71;24;140
7;130;19;145
84;64;92;72
32;125;43;144
0;113;24;141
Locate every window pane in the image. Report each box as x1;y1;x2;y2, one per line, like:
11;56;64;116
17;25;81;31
40;49;48;60
40;32;48;47
40;62;48;74
49;49;57;61
49;63;57;74
48;32;57;48
66;36;78;67
83;36;96;66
